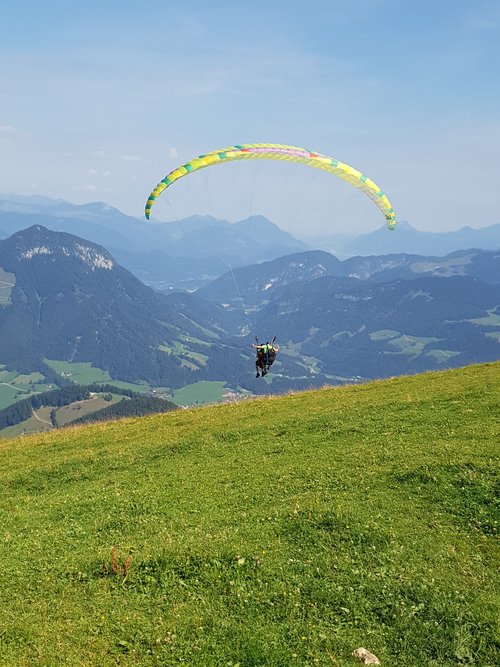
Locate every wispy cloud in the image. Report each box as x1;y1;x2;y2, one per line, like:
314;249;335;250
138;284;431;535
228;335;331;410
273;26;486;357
89;168;112;177
120;154;142;162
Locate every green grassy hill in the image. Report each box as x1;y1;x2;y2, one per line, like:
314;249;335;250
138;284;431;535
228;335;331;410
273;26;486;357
0;363;498;666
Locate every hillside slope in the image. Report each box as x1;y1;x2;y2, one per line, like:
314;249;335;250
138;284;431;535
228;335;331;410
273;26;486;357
0;225;246;389
0;363;499;666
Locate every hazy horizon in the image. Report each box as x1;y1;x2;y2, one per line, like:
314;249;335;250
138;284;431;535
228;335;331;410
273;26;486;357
1;0;498;237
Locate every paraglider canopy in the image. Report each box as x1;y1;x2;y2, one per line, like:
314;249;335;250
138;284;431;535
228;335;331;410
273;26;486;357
145;143;396;229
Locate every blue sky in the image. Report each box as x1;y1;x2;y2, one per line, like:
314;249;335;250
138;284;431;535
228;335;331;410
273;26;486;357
0;0;498;236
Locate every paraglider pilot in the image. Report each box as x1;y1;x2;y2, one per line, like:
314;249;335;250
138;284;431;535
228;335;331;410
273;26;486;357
252;341;280;378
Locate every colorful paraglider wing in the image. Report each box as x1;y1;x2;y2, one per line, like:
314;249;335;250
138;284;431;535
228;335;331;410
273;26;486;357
145;143;396;229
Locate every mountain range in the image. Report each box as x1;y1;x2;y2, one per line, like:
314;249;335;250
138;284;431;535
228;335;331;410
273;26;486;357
199;248;499;382
199;248;500;306
1;194;499;290
1;224;498;401
305;220;500;258
0;195;307;290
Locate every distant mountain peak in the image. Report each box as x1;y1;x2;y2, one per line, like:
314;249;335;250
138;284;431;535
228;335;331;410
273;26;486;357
7;225;115;271
395;220;415;230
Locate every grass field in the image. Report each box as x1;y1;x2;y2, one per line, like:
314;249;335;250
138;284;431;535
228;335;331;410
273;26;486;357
369;329;400;341
0;382;21;410
468;308;500;327
425;349;461;363
0;363;499;666
172;380;227;406
159;342;209;366
43;360;151;392
55;394;123;426
179;334;212;347
0;370;50;410
0;267;15;306
388;335;439;355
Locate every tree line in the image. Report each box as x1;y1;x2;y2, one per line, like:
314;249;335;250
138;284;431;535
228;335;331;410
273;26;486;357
0;384;144;430
70;395;177;426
